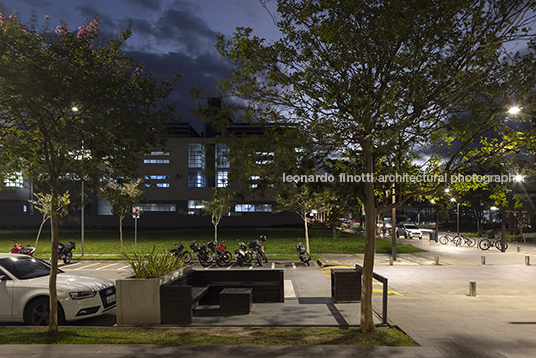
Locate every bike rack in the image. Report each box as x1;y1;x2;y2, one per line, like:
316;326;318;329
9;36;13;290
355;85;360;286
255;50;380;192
355;264;388;326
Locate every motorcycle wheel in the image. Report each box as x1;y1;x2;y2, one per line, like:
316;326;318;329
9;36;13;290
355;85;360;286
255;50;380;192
256;253;263;266
222;251;232;264
199;257;211;267
236;256;243;266
262;251;268;263
182;251;192;264
216;255;225;267
63;252;72;265
244;252;253;263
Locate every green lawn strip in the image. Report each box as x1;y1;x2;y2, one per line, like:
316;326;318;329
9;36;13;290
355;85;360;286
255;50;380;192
0;326;419;346
0;227;424;258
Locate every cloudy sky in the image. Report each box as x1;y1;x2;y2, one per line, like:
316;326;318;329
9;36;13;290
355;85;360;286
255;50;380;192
0;0;280;131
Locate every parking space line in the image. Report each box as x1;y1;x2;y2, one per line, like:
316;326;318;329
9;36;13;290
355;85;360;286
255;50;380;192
96;263;120;270
73;263;100;270
118;265;131;270
271;262;275;269
226;264;234;270
292;263;296;269
249;265;253;270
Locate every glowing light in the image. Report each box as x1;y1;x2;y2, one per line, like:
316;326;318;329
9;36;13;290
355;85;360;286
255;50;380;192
508;106;521;115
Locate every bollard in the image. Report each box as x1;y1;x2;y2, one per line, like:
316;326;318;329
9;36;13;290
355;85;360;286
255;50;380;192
517;247;521;253
526;256;531;266
435;256;440;265
469;282;477;297
481;256;486;265
389;256;393;266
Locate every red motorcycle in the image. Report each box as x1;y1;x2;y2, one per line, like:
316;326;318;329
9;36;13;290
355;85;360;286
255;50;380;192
207;240;232;267
9;239;36;256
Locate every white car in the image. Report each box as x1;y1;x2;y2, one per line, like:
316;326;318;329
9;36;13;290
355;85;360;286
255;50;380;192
397;224;423;239
0;253;116;325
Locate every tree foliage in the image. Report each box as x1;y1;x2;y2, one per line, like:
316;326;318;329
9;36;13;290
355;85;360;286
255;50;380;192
28;191;71;248
203;187;234;241
101;177;144;253
217;0;536;331
0;13;178;335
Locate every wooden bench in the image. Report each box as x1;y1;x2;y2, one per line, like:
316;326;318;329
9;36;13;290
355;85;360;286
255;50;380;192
160;270;209;324
522;232;536;243
160;269;283;324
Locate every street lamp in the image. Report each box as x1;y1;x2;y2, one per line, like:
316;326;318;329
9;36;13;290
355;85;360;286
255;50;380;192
451;197;459;234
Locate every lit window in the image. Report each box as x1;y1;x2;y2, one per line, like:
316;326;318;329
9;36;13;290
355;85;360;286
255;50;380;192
188;143;205;168
216;144;230;168
137;203;176;212
188;172;206;188
249;176;261;188
148;151;169;156
234;203;272;212
216;171;229;188
4;172;23;188
255;152;274;165
143;159;169;164
144;175;169;180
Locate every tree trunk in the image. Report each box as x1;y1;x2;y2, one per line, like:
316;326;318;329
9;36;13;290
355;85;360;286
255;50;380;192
35;216;49;248
48;188;60;336
304;213;310;254
473;207;481;236
500;207;507;252
119;215;124;253
361;141;376;332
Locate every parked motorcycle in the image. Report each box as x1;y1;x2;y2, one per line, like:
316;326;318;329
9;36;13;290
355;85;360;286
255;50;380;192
296;241;311;266
233;240;253;266
170;242;192;264
9;238;36;256
189;240;213;267
207;240;232;267
248;235;268;266
57;241;76;264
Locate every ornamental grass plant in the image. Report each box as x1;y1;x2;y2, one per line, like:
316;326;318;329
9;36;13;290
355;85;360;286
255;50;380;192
124;245;185;278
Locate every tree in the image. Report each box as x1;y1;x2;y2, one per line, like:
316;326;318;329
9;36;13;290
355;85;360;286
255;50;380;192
0;13;178;335
29;191;71;248
275;183;327;253
203;187;234;241
101;177;144;253
217;0;536;331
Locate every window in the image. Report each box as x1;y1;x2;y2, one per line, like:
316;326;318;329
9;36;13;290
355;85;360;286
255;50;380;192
137;203;176;212
216;171;229;188
255;152;274;165
188;172;206;188
4;172;23;188
188;143;205;169
143;159;169;164
235;204;272;212
148;151;169;156
155;183;170;188
215;144;230;168
249;176;261;188
144;175;169;180
188;200;205;209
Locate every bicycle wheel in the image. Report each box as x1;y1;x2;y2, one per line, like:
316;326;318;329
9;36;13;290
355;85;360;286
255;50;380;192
478;239;491;250
495;240;509;251
466;237;476;247
453;236;463;247
439;236;449;245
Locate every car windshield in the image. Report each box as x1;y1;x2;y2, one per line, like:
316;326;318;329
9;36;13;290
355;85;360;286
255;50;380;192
405;225;419;229
0;256;62;280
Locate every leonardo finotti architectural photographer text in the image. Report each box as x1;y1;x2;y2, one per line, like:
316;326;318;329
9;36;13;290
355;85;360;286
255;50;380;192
282;173;523;184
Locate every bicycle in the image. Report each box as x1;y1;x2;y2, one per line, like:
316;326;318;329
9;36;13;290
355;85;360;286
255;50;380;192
478;233;508;251
453;234;476;247
439;233;456;245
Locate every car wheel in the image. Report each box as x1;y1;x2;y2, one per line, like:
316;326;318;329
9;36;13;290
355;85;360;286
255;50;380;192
24;297;65;326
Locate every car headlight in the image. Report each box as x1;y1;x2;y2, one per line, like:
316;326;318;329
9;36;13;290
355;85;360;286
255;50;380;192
69;291;97;300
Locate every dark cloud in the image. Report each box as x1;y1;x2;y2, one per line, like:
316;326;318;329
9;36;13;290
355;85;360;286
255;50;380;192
122;0;162;11
128;7;220;55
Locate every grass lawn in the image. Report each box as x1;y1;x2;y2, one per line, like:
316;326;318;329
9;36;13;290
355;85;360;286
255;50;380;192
0;326;419;346
0;226;424;259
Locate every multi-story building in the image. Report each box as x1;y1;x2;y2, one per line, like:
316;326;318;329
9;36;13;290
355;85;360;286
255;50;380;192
0;98;301;228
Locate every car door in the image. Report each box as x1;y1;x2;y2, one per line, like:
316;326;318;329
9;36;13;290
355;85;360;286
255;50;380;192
0;268;14;320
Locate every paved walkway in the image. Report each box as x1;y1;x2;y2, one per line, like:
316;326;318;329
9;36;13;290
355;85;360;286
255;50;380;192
2;235;536;357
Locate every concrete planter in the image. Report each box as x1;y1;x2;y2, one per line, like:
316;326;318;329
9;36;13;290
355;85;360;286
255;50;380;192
116;266;192;325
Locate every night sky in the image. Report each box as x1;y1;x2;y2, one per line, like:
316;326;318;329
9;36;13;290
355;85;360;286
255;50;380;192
0;0;280;132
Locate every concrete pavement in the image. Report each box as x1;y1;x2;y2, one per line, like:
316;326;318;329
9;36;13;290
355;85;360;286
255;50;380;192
2;235;536;357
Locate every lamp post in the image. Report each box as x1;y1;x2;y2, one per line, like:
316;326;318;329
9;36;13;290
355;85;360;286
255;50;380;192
451;197;459;234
